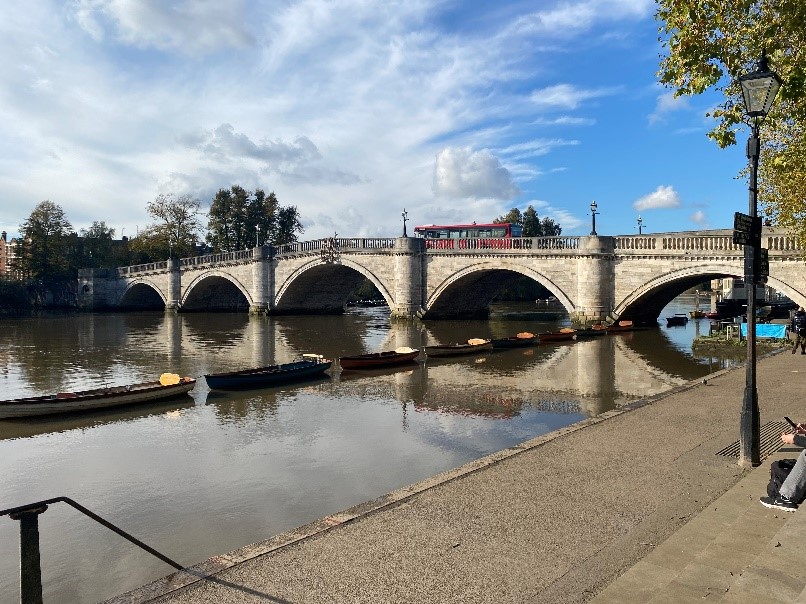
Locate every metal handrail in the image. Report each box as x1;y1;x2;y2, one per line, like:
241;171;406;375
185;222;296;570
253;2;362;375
1;496;184;604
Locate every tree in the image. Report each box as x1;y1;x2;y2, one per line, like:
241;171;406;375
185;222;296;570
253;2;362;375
78;221;116;269
275;205;304;245
206;186;301;251
146;193;202;258
493;205;561;236
656;1;806;243
15;201;73;281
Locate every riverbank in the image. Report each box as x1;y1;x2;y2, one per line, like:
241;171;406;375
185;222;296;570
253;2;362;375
106;348;806;603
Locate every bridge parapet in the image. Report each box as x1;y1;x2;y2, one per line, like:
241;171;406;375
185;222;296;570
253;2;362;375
117;260;169;276
179;249;253;268
274;237;396;257
614;233;802;257
422;236;581;252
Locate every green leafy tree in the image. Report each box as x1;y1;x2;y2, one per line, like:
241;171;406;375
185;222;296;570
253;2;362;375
127;225;167;264
15;201;73;281
207;186;300;251
494;205;561;236
656;0;806;244
146;193;202;258
78;221;116;269
275;205;304;245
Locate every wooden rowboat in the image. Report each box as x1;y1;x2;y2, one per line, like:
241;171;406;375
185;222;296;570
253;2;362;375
491;332;536;349
424;339;492;358
575;324;608;339
606;320;634;333
339;347;420;369
0;375;196;419
666;313;689;327
539;328;576;343
205;355;331;390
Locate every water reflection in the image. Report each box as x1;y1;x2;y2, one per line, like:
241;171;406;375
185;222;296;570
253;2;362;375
0;303;745;604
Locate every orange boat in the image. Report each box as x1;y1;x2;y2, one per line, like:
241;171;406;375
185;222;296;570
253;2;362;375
539;328;576;343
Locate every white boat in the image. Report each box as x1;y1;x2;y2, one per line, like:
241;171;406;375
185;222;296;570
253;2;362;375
0;374;196;419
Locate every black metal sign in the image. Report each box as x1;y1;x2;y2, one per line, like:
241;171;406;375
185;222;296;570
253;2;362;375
758;248;769;281
733;212;761;246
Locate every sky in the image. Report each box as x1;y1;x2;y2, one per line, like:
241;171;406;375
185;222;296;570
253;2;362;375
0;0;753;242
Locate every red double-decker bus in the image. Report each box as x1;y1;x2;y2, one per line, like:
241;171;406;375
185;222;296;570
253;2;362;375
413;222;522;249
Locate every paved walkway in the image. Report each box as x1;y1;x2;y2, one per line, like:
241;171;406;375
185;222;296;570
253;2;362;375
107;349;806;604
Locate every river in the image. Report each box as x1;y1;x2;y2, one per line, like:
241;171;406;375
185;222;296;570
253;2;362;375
0;295;739;603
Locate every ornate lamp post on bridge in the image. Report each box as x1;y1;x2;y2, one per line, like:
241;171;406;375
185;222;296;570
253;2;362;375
590;200;599;236
737;52;781;467
402;208;409;237
637;215;644;235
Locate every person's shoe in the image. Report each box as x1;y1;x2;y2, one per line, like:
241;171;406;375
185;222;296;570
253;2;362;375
760;494;799;512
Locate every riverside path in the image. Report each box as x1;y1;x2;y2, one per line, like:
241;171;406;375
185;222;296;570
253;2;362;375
108;349;806;604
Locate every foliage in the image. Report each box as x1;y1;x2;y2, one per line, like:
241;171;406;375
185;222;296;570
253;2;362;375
656;0;806;241
145;193;202;259
76;221;117;269
127;225;168;265
207;186;303;251
15;200;74;281
0;279;31;313
493;205;562;236
275;205;304;245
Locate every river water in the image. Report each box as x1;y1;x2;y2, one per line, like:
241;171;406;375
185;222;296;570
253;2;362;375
0;296;738;603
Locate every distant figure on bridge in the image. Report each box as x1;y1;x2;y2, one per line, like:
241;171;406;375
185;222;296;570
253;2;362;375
791;308;806;354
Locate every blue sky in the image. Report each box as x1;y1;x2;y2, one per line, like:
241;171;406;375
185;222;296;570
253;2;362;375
0;0;751;242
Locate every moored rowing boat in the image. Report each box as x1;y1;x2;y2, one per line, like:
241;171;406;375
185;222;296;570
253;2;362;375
424;339;492;357
339;347;420;369
0;375;196;419
205;355;331;390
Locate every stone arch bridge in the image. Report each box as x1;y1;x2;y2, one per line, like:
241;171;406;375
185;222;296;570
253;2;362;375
78;229;806;324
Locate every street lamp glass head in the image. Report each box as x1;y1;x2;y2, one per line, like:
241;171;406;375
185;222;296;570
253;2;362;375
739;57;782;117
590;200;597;212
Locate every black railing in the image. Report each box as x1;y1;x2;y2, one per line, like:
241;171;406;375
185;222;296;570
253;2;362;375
1;497;184;604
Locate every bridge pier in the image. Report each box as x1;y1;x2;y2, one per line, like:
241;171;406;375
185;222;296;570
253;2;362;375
390;237;426;320
249;246;272;315
165;258;181;312
570;236;614;326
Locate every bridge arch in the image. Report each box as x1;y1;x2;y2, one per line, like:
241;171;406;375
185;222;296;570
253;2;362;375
181;271;253;312
274;258;394;314
614;264;740;322
118;279;167;310
424;262;575;319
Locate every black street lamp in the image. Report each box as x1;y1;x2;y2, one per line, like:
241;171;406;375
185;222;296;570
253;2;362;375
637;215;644;235
402;208;409;237
590;200;599;236
737;52;781;467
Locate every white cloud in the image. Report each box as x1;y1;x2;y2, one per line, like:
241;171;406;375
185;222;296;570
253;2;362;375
633;186;681;211
496;139;580;160
689;210;708;227
509;0;653;38
528;199;584;231
532;116;596;127
433;147;521;200
70;0;255;53
530;84;618;110
648;92;689;125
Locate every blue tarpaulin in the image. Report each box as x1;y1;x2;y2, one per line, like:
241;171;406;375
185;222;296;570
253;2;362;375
740;323;787;338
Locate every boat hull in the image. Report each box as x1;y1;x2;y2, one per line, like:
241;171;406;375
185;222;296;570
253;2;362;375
205;360;331;390
666;315;689;327
539;329;576;343
490;337;535;349
424;342;493;357
339;350;420;369
575;327;608;339
0;379;196;419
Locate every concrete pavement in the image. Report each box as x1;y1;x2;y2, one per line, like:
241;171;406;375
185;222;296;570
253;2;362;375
107;348;806;604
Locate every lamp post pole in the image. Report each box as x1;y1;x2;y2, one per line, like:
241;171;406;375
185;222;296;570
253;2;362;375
590;200;599;236
740;119;761;466
736;51;781;467
402;208;409;237
637;215;643;235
